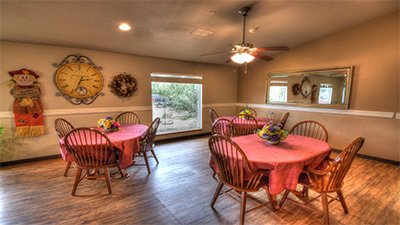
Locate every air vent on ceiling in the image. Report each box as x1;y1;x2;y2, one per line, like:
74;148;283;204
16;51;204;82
191;28;213;37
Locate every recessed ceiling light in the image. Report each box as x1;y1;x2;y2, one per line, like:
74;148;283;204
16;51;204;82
119;23;131;31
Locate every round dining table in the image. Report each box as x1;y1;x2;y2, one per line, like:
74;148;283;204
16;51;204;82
218;116;270;129
59;124;148;170
210;134;331;195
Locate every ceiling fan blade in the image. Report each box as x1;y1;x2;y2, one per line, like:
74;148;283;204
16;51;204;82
250;52;274;61
200;51;234;57
254;46;289;52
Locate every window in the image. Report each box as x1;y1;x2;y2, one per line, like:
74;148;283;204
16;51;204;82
269;86;287;102
151;73;202;134
318;87;333;104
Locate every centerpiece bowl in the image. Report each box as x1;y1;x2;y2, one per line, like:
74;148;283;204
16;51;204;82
258;122;289;145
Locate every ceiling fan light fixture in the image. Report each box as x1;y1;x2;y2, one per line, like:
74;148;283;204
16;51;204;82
231;53;255;64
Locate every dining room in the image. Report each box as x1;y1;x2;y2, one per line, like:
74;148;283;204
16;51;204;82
0;1;399;225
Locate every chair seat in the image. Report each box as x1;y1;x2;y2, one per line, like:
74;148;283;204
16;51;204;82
298;173;344;193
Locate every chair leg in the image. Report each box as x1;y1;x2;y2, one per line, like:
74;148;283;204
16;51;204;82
150;149;159;164
116;162;125;178
64;161;72;177
302;186;309;197
240;191;248;225
321;193;330;225
263;187;277;212
279;189;291;208
104;167;112;194
337;190;349;213
143;151;151;174
211;182;224;207
72;169;82;196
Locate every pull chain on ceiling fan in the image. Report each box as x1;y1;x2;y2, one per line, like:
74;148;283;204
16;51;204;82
201;6;289;73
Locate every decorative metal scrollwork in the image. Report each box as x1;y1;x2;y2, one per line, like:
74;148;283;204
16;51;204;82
52;53;103;70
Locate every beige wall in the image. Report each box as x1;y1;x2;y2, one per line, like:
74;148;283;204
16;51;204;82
0;42;238;162
237;11;399;161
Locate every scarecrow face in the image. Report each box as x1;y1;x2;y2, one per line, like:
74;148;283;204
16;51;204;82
16;75;34;86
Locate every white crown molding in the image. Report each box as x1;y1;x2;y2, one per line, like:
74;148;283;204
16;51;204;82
0;106;152;119
396;113;400;120
237;103;395;119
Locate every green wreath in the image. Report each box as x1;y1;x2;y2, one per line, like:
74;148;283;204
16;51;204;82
109;73;138;97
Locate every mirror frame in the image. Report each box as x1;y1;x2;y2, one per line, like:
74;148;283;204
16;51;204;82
265;67;353;109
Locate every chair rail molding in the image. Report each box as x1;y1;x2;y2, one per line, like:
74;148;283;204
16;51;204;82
238;103;395;119
0;106;152;119
0;104;395;119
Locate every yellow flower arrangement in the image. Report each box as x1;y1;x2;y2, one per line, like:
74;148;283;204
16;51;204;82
97;117;121;132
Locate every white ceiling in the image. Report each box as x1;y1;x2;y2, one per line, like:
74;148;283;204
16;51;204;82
1;1;399;65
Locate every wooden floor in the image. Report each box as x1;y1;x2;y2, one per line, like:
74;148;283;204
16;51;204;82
1;135;399;225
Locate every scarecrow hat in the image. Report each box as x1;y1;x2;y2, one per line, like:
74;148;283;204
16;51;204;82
9;69;39;79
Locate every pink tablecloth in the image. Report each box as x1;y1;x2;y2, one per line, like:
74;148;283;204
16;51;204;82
218;116;269;129
60;124;148;169
210;134;331;195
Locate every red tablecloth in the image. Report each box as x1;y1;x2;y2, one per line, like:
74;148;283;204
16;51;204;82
60;124;148;169
218;116;269;129
210;134;331;195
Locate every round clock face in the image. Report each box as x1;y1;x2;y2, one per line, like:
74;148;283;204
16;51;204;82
301;84;311;97
301;77;311;98
54;62;104;98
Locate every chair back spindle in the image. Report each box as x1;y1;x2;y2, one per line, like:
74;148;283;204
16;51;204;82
209;109;219;123
116;112;141;124
279;112;290;129
290;120;328;142
232;114;259;136
211;119;239;138
54;118;74;138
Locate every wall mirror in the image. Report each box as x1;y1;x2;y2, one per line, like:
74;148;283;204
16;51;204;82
265;67;353;109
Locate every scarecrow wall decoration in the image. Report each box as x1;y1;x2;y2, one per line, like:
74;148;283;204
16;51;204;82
7;69;44;137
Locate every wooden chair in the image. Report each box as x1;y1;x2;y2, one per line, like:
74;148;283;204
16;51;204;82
138;117;161;174
289;120;328;142
279;112;290;129
232;114;259;136
115;111;141;124
211;118;239;138
64;128;125;195
290;120;328;196
209;109;219;124
208;135;276;225
279;137;365;225
238;107;257;117
54;118;74;176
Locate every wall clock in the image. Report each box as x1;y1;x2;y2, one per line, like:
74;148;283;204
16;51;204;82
53;53;104;105
300;77;311;99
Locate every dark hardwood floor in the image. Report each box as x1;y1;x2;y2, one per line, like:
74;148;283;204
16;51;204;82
1;135;399;225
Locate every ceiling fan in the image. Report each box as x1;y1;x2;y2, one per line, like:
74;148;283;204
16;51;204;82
201;7;289;73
